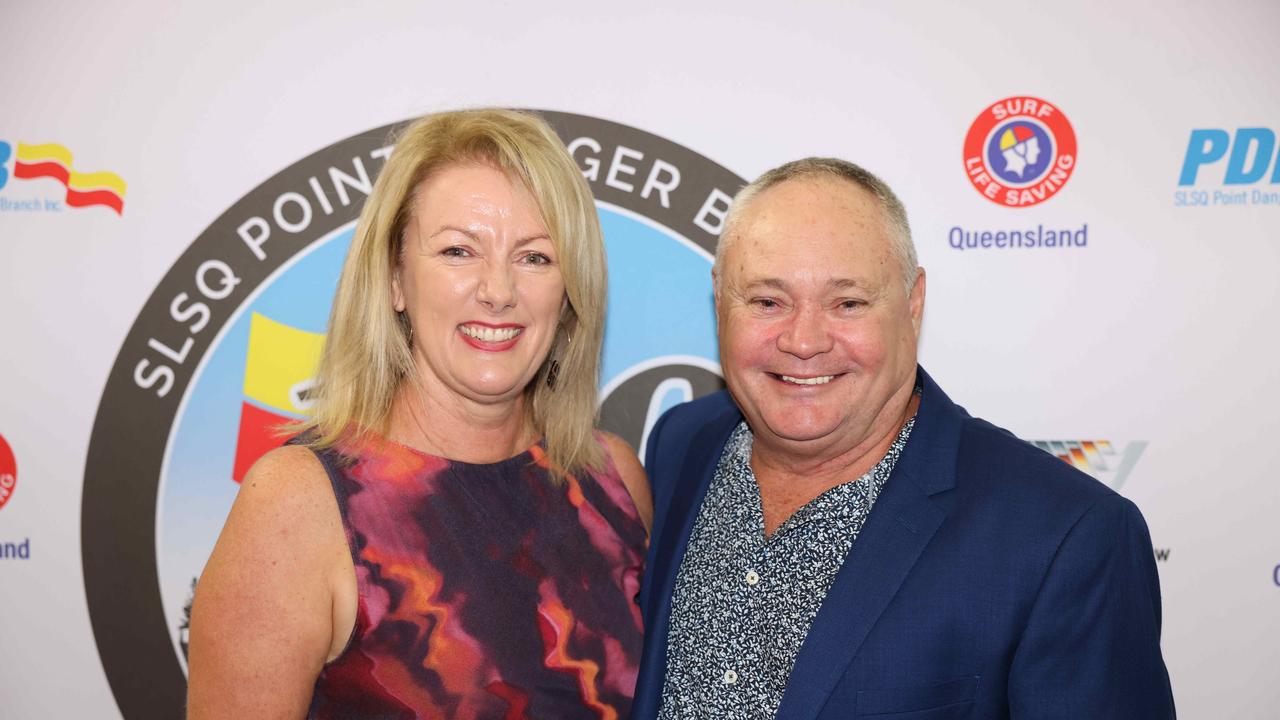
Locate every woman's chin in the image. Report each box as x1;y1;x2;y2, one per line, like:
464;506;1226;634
451;374;535;404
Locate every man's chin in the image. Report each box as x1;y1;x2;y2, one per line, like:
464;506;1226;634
754;414;844;446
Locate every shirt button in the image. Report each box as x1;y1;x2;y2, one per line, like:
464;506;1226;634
723;669;738;685
745;570;760;586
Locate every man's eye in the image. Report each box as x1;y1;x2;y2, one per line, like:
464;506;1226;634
753;298;779;309
840;300;863;310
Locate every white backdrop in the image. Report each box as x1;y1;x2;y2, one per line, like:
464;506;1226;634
2;1;1278;717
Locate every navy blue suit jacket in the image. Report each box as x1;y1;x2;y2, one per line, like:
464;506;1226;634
634;368;1174;719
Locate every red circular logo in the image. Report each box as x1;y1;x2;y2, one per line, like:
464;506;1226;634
963;96;1077;207
0;433;16;512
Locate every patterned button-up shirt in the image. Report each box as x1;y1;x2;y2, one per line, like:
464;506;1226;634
658;416;915;720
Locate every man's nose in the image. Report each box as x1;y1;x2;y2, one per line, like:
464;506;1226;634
776;306;832;359
476;260;517;311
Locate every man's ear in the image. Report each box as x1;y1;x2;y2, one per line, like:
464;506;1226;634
711;266;724;316
909;267;926;336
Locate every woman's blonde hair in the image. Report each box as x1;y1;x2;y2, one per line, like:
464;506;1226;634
299;108;606;474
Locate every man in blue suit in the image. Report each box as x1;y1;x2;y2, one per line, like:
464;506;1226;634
634;158;1174;719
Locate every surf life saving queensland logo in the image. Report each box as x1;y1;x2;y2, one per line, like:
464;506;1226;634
82;111;740;720
953;96;1088;252
0;432;27;562
0;140;126;214
0;432;15;513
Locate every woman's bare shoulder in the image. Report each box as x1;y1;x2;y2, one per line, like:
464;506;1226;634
599;432;653;533
242;442;326;483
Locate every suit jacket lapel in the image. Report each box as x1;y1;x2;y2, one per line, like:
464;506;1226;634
775;368;964;720
634;404;741;717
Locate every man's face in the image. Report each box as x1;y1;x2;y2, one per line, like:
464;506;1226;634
715;177;924;458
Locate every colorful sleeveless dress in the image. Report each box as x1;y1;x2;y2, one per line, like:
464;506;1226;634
304;434;646;720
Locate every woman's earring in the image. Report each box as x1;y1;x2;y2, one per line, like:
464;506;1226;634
546;360;560;389
546;331;571;390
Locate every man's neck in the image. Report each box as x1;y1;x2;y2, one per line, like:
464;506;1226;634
751;389;919;537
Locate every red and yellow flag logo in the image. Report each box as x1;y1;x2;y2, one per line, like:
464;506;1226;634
14;142;127;214
232;313;324;482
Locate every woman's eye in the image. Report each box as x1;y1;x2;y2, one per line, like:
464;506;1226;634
522;252;552;265
442;246;471;258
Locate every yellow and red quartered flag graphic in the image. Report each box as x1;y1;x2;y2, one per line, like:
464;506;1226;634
13;142;127;214
233;312;325;482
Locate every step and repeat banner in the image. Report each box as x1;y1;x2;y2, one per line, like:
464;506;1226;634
2;2;1277;717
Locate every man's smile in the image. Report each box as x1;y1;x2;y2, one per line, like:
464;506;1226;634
770;373;841;386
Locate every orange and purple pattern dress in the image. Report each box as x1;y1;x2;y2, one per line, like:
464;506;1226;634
304;434;646;720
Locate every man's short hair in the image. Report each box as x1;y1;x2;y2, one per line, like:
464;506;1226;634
716;157;918;295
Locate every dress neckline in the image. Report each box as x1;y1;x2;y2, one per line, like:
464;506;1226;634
377;434;546;468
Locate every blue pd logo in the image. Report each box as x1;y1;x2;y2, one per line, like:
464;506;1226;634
1179;128;1280;185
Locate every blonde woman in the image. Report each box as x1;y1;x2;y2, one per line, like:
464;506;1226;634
188;109;651;719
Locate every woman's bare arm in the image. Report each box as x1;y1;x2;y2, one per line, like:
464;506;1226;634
187;445;354;720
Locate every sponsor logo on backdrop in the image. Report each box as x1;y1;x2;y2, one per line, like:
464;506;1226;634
1029;438;1147;491
82;111;740;719
1031;438;1168;561
963;96;1077;208
0;433;29;561
953;96;1089;252
0;432;16;513
0;140;126;214
1176;127;1280;207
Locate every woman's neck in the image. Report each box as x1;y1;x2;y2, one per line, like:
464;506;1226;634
387;380;537;463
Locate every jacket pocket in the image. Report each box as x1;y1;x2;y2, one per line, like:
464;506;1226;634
854;676;980;717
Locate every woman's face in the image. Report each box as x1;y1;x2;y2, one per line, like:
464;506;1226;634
392;163;566;409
